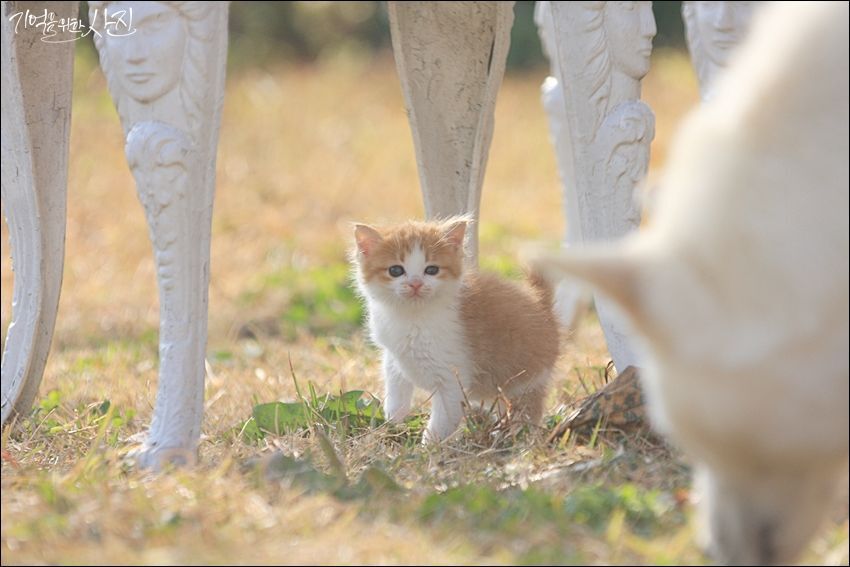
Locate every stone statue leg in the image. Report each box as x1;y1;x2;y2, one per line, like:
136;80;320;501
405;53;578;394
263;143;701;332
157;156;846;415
91;2;229;468
534;1;588;328
544;2;658;441
388;1;514;266
1;1;76;424
540;75;589;329
549;2;656;373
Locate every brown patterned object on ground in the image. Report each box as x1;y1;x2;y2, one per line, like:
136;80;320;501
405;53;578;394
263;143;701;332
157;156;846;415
548;366;648;443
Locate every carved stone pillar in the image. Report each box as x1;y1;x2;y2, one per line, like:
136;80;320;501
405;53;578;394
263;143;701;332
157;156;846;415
90;1;229;468
388;1;514;266
682;1;758;100
534;1;587;328
547;1;657;372
1;1;76;424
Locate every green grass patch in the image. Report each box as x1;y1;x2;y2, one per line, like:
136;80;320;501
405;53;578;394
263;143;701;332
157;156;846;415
240;263;364;338
563;483;677;537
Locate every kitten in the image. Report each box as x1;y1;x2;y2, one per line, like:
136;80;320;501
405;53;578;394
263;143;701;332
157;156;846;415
352;217;559;443
530;2;848;564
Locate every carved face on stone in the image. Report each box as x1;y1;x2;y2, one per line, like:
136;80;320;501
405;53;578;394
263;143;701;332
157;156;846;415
605;1;656;81
106;2;187;103
692;1;755;67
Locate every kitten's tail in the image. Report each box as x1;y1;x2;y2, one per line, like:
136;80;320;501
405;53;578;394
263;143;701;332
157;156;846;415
526;268;555;310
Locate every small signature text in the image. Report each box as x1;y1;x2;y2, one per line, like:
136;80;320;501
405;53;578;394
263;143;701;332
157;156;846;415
8;7;136;43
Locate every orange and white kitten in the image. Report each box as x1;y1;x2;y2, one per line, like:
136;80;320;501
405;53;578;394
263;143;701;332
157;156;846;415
352;218;559;443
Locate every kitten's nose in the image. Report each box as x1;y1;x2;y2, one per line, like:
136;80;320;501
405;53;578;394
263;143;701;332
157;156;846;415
408;279;423;292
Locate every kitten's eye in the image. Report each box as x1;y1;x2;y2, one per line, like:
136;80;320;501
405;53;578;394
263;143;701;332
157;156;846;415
424;265;440;276
388;265;405;277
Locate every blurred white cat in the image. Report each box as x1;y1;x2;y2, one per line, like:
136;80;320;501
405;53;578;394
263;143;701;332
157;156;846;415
530;2;849;564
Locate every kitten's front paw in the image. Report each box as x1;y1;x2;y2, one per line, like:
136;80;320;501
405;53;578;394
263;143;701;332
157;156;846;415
422;420;461;445
385;401;412;423
424;395;464;444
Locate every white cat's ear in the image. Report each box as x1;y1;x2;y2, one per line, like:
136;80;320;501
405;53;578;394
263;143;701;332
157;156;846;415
354;224;383;256
443;219;468;249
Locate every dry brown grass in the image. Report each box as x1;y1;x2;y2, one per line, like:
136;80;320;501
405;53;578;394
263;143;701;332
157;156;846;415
1;49;847;565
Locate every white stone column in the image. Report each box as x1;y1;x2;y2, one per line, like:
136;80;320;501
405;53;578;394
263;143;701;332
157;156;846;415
1;1;76;424
535;1;587;328
388;1;514;266
90;1;229;468
548;1;657;372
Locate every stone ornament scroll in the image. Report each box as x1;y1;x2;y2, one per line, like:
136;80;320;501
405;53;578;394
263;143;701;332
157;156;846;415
388;1;514;266
683;1;758;100
90;0;229;468
547;1;656;372
1;1;76;425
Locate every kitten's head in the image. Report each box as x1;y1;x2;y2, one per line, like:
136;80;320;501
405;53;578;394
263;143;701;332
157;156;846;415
352;218;468;308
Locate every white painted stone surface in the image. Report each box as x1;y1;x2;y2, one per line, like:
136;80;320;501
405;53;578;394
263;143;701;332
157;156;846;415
545;1;657;372
1;1;75;425
388;1;514;266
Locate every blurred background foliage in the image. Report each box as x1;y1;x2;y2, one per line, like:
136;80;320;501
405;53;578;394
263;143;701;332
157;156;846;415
78;1;687;71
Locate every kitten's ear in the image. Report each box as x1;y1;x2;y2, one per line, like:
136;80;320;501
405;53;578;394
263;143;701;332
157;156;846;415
443;219;468;249
354;224;383;256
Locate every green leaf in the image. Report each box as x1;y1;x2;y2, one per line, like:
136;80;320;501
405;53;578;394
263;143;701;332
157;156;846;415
319;390;385;423
239;417;265;443
249;388;385;439
253;401;311;435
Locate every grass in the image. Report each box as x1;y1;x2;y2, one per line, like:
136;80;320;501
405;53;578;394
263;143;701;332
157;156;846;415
2;48;848;565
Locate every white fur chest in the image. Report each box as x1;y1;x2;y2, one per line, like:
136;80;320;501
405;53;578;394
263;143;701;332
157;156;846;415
368;301;471;391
